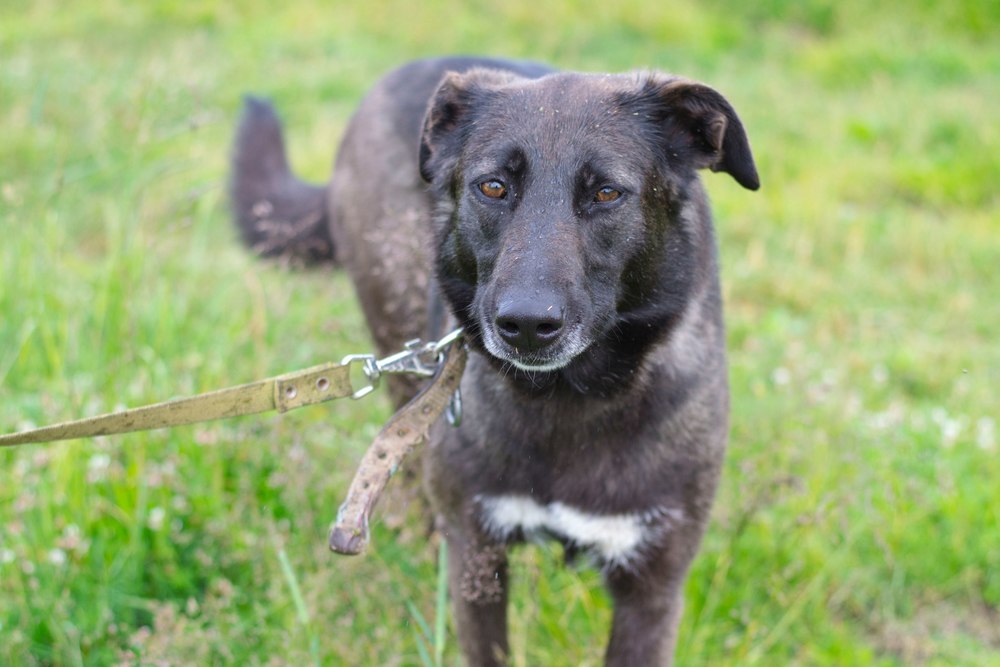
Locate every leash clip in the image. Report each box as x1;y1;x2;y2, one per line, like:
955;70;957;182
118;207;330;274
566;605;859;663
341;328;464;400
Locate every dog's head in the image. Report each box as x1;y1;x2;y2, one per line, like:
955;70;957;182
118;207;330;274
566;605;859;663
419;69;758;394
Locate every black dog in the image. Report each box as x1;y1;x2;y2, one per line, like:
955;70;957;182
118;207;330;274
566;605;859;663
231;56;758;666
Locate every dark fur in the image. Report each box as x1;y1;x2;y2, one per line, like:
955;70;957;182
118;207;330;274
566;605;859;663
230;57;757;666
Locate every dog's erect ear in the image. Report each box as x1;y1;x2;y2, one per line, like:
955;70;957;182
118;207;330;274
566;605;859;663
419;68;521;183
636;76;760;191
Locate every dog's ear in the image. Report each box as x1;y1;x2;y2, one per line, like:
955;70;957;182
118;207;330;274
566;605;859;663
635;76;759;191
419;72;469;182
419;69;520;183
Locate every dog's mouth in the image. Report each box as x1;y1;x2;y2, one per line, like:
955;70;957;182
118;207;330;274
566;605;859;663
479;322;591;373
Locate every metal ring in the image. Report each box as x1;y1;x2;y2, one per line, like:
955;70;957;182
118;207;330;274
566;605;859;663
340;354;381;400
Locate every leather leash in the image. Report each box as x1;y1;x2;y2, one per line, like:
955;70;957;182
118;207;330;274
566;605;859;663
329;341;466;554
0;330;464;448
0;331;466;556
0;361;355;448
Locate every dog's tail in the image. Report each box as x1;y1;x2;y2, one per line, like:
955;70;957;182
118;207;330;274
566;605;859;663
229;96;336;264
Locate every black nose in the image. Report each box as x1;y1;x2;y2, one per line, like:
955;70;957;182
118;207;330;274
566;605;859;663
494;296;565;353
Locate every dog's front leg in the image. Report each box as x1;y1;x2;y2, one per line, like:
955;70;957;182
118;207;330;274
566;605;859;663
603;564;688;666
442;520;510;666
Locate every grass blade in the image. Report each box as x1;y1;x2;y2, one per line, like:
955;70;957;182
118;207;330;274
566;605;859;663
434;539;449;666
278;547;320;666
278;548;310;627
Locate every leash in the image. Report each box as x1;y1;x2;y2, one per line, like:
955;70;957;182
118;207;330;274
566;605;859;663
0;329;466;555
330;338;466;554
0;361;356;447
0;329;464;447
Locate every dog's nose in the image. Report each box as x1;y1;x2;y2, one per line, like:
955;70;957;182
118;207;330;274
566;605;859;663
494;296;565;353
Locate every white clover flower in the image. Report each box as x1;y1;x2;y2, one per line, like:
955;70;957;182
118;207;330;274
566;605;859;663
148;507;166;531
88;454;111;475
977;417;996;452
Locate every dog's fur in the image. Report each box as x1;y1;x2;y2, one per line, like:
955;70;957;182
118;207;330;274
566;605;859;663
230;56;758;666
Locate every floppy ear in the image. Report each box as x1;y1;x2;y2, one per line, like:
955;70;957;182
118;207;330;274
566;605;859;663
419;72;469;183
418;68;522;183
638;76;760;190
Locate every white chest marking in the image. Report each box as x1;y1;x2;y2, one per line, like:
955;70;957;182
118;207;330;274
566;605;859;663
477;494;683;569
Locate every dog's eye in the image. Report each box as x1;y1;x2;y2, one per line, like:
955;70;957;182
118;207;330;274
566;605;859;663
479;180;508;200
594;186;622;204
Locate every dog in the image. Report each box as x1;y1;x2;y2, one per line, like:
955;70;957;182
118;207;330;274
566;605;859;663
230;56;758;666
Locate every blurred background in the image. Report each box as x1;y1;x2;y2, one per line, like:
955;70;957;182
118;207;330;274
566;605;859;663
1;1;998;665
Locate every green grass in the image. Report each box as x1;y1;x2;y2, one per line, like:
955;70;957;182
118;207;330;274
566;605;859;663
2;1;999;665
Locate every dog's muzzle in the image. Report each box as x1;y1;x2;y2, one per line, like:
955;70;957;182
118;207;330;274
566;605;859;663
481;289;589;372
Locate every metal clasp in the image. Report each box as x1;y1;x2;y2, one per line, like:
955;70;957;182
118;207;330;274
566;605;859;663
340;353;381;400
340;328;465;401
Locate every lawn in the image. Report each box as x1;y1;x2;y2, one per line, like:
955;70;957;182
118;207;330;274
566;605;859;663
1;1;998;665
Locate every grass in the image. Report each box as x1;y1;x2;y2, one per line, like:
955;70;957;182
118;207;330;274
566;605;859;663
1;0;999;664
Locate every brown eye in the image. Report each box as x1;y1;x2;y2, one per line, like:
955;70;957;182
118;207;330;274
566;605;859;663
479;180;507;199
594;186;622;203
